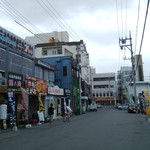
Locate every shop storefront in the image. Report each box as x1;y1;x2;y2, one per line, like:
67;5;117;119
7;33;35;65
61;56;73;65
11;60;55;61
0;71;7;129
6;72;27;127
47;85;64;119
25;76;47;124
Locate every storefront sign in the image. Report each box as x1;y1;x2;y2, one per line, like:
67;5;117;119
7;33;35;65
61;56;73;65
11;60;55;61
48;86;64;95
0;26;33;57
94;97;115;101
25;76;47;95
7;72;23;90
64;89;71;96
0;34;16;47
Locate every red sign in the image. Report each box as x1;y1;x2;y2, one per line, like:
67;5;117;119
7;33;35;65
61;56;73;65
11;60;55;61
25;76;47;95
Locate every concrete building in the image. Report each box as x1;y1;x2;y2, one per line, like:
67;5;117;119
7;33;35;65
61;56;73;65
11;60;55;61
0;26;34;128
117;66;132;103
91;69;117;106
25;32;91;86
25;32;91;114
25;31;69;45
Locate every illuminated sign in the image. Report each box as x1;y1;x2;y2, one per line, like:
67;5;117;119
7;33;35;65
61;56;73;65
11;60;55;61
0;35;16;47
7;72;23;90
0;26;34;57
25;76;47;95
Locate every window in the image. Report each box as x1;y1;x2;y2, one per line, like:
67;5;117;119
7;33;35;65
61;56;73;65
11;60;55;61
63;66;67;76
57;49;62;54
35;66;42;78
76;54;81;63
52;50;57;55
42;49;47;55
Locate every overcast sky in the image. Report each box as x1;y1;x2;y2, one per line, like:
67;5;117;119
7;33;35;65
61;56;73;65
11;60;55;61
0;0;149;80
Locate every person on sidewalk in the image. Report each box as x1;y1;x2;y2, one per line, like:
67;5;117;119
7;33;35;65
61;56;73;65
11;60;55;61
48;103;54;124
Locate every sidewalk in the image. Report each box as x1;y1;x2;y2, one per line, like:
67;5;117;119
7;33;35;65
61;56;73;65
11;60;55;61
0;115;69;135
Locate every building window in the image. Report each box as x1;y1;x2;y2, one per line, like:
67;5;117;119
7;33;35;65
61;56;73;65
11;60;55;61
57;49;62;54
52;50;57;55
63;66;67;76
110;85;114;88
42;49;47;55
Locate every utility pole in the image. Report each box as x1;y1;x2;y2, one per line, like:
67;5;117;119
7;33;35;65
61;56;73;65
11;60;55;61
76;45;82;115
119;31;137;105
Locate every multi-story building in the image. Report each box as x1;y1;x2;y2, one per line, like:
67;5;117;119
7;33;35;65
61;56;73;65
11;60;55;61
25;32;90;87
117;66;132;104
117;54;145;104
0;26;34;128
91;69;117;106
0;26;61;129
25;32;91;114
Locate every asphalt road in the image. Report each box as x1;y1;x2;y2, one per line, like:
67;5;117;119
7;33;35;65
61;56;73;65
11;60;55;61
0;108;150;150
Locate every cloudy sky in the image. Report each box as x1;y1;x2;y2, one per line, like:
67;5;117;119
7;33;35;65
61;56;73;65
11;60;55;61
0;0;149;80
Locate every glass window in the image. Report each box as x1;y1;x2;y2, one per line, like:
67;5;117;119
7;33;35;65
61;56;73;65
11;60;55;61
63;66;67;76
42;49;47;55
57;49;62;54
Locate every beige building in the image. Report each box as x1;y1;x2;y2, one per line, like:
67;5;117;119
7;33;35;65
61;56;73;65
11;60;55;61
91;69;117;106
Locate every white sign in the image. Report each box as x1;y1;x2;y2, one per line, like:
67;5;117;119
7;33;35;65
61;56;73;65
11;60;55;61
48;86;64;95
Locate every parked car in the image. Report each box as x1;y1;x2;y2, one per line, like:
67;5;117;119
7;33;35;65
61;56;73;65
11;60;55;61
128;104;136;113
116;103;121;109
89;103;97;111
97;104;103;108
118;103;129;110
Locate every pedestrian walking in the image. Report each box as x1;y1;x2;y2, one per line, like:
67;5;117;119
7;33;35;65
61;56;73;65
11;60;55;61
48;103;54;124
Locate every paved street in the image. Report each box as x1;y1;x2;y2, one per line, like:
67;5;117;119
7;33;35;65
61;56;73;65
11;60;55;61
0;108;150;150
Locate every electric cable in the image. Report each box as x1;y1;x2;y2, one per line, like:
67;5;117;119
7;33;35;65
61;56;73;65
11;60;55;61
136;0;149;72
134;0;140;55
0;0;48;42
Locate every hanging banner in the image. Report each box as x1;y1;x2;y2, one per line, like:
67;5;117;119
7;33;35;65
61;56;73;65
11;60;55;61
38;95;45;112
7;91;16;126
20;87;28;111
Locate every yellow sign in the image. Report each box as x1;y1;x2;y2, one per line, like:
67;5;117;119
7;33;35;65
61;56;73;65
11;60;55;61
38;95;45;112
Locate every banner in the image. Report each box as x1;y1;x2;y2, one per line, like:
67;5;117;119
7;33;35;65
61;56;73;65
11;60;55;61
20;87;28;111
38;95;45;112
7;91;16;126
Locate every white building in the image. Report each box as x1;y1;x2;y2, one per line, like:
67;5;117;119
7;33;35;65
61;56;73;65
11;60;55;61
25;31;91;86
25;31;69;45
91;69;117;105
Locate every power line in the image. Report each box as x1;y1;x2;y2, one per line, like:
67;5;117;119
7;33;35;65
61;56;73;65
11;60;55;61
134;0;141;55
136;0;149;71
45;0;81;40
0;0;48;42
36;0;80;41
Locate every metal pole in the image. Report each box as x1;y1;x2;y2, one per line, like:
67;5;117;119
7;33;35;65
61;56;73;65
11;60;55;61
129;31;137;105
119;31;137;105
76;45;82;115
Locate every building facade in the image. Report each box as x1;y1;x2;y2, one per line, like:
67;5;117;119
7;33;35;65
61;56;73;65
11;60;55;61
0;26;34;128
91;70;117;106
